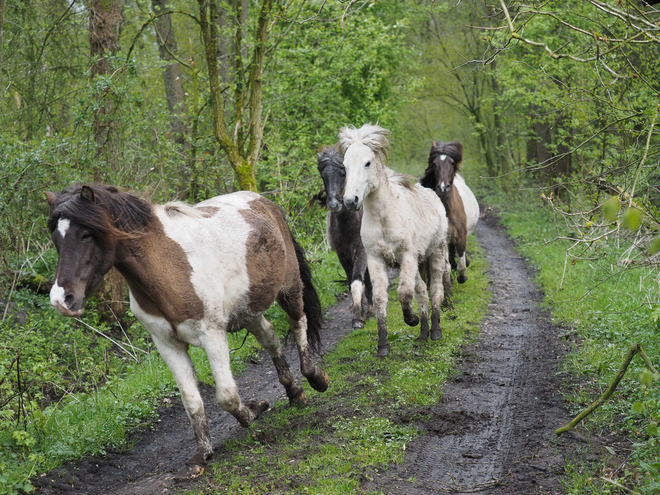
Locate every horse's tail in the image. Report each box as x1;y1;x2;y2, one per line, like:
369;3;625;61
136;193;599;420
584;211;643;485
290;233;323;355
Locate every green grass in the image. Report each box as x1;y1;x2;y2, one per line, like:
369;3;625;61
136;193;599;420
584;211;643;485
480;186;660;495
185;237;490;494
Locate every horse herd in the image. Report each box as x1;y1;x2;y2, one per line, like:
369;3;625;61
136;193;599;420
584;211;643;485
45;124;479;476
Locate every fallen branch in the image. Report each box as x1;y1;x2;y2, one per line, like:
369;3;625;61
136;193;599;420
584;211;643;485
556;343;660;436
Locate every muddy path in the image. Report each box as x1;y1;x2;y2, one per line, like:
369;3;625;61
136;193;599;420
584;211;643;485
34;213;588;494
366;214;582;494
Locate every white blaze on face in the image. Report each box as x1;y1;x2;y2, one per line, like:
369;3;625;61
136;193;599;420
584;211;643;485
57;218;71;239
440;181;446;193
440;154;447;161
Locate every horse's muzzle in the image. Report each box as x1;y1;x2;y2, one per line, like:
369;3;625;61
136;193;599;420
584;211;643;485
327;198;343;213
343;196;362;211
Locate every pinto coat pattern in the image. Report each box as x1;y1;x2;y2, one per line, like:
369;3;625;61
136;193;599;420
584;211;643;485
46;184;329;477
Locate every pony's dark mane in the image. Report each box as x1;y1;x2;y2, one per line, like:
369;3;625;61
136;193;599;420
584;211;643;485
316;145;343;173
48;183;153;241
428;140;463;171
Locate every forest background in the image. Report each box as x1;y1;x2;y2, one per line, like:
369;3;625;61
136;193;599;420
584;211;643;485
1;0;660;493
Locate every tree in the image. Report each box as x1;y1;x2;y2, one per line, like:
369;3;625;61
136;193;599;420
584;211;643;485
89;0;124;172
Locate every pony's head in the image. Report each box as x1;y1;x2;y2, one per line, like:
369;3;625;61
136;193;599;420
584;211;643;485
45;184;152;317
420;140;463;199
339;124;390;211
317;146;345;213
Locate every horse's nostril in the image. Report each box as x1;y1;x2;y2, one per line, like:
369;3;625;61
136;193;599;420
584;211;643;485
353;196;359;204
64;294;75;310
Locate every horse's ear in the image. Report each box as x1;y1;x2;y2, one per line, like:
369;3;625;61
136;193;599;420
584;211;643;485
45;191;57;205
432;140;436;147
81;185;95;203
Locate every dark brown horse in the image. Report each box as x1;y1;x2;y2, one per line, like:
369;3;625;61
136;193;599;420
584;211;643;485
46;184;329;477
421;140;479;284
315;146;372;329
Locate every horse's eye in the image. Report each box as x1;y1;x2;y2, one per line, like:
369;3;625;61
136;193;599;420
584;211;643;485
81;232;93;242
365;161;371;168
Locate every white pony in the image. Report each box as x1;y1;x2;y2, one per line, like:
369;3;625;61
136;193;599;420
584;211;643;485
340;124;450;357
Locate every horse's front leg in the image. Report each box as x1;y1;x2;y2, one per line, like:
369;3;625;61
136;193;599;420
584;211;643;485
454;234;469;284
150;333;212;477
350;252;369;329
247;315;307;406
202;329;269;427
367;255;391;357
398;253;420;327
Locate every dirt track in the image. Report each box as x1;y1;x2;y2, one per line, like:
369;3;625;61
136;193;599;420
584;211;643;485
365;214;580;494
34;213;582;494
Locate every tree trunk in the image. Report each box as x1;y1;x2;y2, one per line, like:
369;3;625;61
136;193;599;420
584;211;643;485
89;0;126;319
151;0;186;144
198;0;273;192
89;0;124;173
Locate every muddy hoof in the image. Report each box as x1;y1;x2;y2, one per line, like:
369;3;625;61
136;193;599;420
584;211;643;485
246;400;269;419
377;344;390;357
417;332;429;343
309;369;329;393
352;318;365;329
175;463;205;481
289;389;308;407
403;312;420;327
457;273;467;284
431;328;442;340
177;451;209;480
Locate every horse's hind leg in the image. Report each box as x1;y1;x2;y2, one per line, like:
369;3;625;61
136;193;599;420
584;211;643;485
429;244;449;340
150;334;212;476
202;331;268;427
414;271;430;342
278;294;329;393
398;253;420;327
247;315;307;407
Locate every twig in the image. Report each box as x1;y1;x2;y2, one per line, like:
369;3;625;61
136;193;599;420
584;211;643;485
556;343;660;436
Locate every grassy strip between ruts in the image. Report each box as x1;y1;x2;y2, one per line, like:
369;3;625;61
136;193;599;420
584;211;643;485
185;236;490;495
486;192;660;495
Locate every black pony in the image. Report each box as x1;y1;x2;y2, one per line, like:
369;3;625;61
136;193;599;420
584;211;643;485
315;146;372;329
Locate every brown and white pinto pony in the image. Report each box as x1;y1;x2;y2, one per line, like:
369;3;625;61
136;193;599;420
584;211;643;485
315;146;372;329
341;124;450;357
46;184;329;477
421;141;479;284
